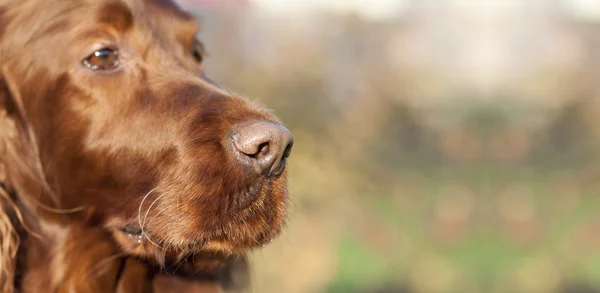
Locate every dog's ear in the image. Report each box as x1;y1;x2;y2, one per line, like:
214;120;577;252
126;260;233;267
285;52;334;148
0;72;21;185
0;71;20;293
0;75;19;119
0;9;31;293
0;69;28;180
0;73;22;293
0;66;51;192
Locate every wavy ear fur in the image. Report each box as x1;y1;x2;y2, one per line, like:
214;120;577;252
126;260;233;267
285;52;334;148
0;36;38;291
0;61;43;293
0;74;21;293
0;6;18;291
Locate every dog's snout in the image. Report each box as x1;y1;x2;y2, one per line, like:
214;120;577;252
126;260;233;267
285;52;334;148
230;120;293;177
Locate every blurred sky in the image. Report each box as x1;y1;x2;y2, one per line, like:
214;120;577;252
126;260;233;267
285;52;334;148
249;0;600;21
177;0;600;21
177;0;600;106
250;0;410;20
562;0;600;20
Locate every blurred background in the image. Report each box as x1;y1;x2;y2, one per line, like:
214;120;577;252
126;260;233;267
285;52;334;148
174;0;600;292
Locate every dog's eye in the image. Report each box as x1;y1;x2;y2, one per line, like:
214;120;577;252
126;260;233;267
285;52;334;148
83;48;120;71
192;41;205;63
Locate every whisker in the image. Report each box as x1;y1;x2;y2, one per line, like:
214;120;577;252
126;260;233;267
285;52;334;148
157;249;168;271
137;188;164;250
147;206;170;226
142;192;168;229
176;191;181;217
85;251;129;280
137;188;157;230
143;232;164;253
165;253;189;276
35;203;85;214
143;203;171;250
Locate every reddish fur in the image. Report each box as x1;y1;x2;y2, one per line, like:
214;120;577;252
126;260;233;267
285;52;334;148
0;0;289;292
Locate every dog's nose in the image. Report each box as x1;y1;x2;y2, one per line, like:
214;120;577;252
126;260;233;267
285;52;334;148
230;120;293;177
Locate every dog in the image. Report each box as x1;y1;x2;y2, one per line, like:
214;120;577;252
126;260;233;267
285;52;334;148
0;0;293;292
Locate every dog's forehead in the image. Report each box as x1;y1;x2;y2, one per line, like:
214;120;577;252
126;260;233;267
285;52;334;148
96;1;135;32
2;0;200;41
95;0;198;31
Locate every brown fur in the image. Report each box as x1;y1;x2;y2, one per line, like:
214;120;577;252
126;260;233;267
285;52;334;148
0;0;290;292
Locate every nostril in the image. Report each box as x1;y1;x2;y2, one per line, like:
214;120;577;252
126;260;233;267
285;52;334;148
232;137;270;158
282;142;293;160
229;120;293;177
254;142;270;158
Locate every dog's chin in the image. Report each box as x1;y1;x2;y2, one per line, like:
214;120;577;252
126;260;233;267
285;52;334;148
109;221;283;271
108;188;287;267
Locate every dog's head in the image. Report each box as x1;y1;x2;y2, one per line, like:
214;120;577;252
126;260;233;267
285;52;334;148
0;0;292;264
